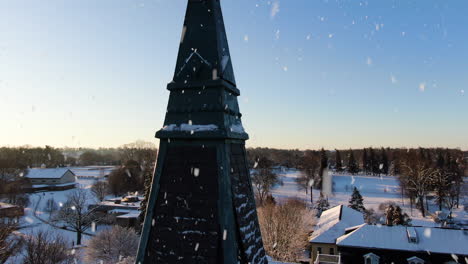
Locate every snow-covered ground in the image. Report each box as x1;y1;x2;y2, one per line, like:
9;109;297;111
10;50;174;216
7;166;466;263
270;169;467;227
10;169;116;263
20;177;99;243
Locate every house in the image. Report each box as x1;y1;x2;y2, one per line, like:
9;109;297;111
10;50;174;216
25;168;76;191
114;210;140;228
88;196;142;213
70;166;115;179
88;196;142;227
336;224;468;264
309;205;364;263
0;202;24;223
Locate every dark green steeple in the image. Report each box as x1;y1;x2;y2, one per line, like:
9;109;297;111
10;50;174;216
136;1;267;263
156;0;247;141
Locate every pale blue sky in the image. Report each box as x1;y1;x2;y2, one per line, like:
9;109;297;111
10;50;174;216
0;0;467;150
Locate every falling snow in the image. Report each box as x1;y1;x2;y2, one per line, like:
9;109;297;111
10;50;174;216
270;1;280;19
419;82;426;92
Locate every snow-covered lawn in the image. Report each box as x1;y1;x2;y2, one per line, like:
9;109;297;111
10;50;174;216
270;169;467;227
4;177;101;263
20;177;99;244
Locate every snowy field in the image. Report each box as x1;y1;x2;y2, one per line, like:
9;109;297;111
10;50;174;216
20;177;97;239
270;169;467;227
7;166;466;263
9;169;115;263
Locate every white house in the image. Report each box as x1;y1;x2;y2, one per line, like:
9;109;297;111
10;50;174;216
309;205;364;263
25;168;76;186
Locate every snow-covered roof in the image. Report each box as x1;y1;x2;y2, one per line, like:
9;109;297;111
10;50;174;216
116;211;140;219
336;224;468;256
309;205;364;244
31;182;76;188
25;168;74;179
0;202;17;209
109;209;134;214
70;167;114;177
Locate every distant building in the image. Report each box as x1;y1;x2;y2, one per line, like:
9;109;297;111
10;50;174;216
309;205;468;264
88;196;142;229
115;210;140;229
0;202;24;223
336;224;468;264
88;196;141;213
24;168;76;191
70;166;115;179
309;205;364;263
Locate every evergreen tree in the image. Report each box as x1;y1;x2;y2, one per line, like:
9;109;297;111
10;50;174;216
319;148;328;174
347;150;359;175
385;204;395;226
335;150;343;172
139;167;154;224
317;148;328;190
314;193;330;217
391;151;401;176
369;148;380;175
380;148;389;175
348;187;366;212
436;151;445;170
385;204;411;226
362;148;370;174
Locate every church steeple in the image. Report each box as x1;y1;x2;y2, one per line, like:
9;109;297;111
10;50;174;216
173;0;236;85
156;0;247;140
136;1;267;263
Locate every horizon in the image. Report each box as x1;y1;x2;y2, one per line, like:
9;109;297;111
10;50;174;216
1;141;467;152
1;0;467;150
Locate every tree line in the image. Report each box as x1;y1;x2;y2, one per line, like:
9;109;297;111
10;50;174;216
247;147;466;176
248;147;466;220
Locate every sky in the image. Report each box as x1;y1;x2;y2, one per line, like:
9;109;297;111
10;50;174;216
0;0;467;150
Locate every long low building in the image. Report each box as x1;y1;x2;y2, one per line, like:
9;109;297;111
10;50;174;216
24;168;76;191
0;202;24;223
336;224;468;264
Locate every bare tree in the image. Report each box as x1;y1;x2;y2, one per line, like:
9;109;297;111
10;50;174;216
297;151;319;204
43;198;59;219
119;140;157;166
251;157;282;205
85;226;139;264
116;256;136;264
54;189;98;245
400;162;438;217
257;199;315;262
445;182;460;220
0;222;23;264
22;230;74;264
430;170;451;211
91;181;109;202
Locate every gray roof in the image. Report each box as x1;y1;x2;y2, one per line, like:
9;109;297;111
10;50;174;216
337;224;468;256
25;168;74;179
